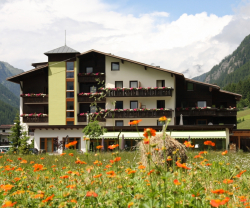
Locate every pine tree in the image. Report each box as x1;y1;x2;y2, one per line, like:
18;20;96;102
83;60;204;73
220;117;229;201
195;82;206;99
18;132;31;154
8;115;22;154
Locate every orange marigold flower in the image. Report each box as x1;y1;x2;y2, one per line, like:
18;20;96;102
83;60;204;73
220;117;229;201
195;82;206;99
2;201;17;207
128;202;134;208
108;144;118;150
114;157;121;162
210;197;230;207
86;191;98;197
20;160;27;164
42;194;55;203
70;199;77;203
60;153;66;156
143;128;156;138
176;162;191;170
40;157;44;160
204;141;215;146
14;177;21;182
159;116;167;122
60;175;69;179
128;119;142;125
66;141;78;148
68;153;74;156
33;164;44;172
206;163;212;166
173;179;181;185
1;184;14;191
66;185;76;189
222;150;228;155
93;174;102;178
106;171;116;177
143;138;150;144
223;179;233;184
184;141;194;148
138;165;145;169
106;164;112;168
30;161;34;164
17;157;22;161
33;193;44;199
211;189;225;194
128;170;136;174
147;169;154;175
194;155;201;158
96;145;103;149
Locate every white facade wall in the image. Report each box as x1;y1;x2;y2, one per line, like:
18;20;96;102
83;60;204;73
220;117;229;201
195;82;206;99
105;56;175;126
34;129;86;153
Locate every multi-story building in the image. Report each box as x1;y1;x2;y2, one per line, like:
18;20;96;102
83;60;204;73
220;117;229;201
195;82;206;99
0;125;13;146
7;45;241;153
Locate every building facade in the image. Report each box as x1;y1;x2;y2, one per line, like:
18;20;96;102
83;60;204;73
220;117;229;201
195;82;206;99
7;45;242;153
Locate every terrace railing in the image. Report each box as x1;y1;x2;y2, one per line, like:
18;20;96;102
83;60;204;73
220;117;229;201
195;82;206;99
78;74;105;83
78;95;105;103
23;96;48;104
105;88;173;97
78;115;106;122
23;117;48;123
176;108;237;117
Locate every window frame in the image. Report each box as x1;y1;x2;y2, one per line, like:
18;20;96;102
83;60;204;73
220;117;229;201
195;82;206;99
187;82;194;91
156;80;165;87
115;81;123;88
111;62;120;71
129;81;138;88
115;120;124;126
197;101;207;108
157;100;165;109
86;67;93;73
157;120;164;126
115;101;123;109
130;101;138;109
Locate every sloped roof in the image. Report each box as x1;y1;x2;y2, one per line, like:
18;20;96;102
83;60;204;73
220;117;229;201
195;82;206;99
78;49;184;76
185;78;220;89
44;45;80;55
6;64;48;83
219;90;242;97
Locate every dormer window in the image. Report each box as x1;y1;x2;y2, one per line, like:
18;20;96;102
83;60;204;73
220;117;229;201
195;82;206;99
187;82;194;91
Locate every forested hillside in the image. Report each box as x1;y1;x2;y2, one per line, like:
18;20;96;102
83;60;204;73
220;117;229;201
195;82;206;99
0;61;23;97
0;99;18;125
0;83;19;108
193;34;250;88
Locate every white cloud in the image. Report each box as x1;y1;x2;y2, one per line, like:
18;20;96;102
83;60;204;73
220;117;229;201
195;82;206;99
0;0;250;79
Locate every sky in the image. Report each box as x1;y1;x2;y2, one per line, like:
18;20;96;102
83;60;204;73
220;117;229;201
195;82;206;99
1;0;250;78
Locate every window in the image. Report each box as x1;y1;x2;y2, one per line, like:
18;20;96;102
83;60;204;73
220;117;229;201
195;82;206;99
66;72;74;78
86;67;93;73
157;80;165;87
40;138;57;152
66;92;74;98
67;101;74;110
67;62;74;71
2;130;5;133
111;62;119;71
157;120;164;126
197;101;206;108
187;82;194;91
66;112;74;118
130;81;138;88
197;119;207;125
67;82;74;90
157;100;165;109
90;106;96;113
115;120;123;126
130;101;138;109
67;121;74;125
115;81;123;88
115;101;123;109
90;86;97;93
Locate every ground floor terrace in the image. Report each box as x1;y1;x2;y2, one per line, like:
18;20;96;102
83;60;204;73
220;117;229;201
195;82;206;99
28;125;234;153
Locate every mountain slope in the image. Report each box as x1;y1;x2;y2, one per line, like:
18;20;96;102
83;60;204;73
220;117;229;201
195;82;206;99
0;61;24;97
192;34;250;87
0;82;19;108
0;99;18;125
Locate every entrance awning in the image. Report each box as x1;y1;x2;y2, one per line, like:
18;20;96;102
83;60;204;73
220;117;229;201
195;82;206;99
171;131;226;139
92;132;121;139
119;132;144;140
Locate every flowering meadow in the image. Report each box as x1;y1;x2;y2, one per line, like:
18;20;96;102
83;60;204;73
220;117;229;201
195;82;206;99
0;147;249;207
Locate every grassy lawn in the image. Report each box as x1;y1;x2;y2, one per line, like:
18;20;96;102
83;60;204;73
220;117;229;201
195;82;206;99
0;149;249;207
237;108;250;129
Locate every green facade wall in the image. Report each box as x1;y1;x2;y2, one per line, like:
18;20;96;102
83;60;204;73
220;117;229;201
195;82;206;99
48;62;66;125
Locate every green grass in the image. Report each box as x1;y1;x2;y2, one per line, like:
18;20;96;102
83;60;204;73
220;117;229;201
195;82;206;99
237;108;250;129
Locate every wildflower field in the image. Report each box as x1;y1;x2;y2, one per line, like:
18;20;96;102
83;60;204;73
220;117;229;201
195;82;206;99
0;148;250;208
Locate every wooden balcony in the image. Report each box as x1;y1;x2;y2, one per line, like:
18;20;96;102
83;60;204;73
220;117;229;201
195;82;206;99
78;95;105;103
105;109;173;118
176;108;237;117
78;74;105;83
176;108;217;116
78;115;106;122
23;96;48;104
0;142;10;146
22;117;48;123
105;88;173;97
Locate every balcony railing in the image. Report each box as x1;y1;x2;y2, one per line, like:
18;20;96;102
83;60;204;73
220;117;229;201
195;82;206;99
105;88;173;97
0;142;10;146
22;116;48;123
23;96;48;104
176;108;237;117
78;94;105;103
105;109;173;118
78;115;106;122
78;74;105;83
